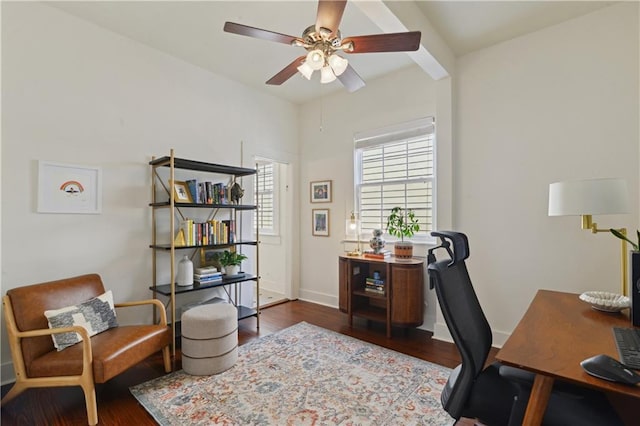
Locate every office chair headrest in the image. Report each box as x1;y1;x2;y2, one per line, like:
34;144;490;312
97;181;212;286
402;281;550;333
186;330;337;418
428;231;470;266
427;231;470;290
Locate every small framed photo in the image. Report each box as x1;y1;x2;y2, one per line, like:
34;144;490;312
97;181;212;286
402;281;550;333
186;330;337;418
312;209;330;237
173;181;193;203
200;248;222;270
37;161;102;214
310;180;332;203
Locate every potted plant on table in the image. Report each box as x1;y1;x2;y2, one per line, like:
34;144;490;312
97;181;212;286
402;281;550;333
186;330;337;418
216;250;248;277
386;206;420;259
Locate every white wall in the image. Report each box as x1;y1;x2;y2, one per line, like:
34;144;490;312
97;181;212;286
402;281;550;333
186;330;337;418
298;65;441;329
297;2;639;344
1;2;299;381
2;1;638;384
441;2;639;345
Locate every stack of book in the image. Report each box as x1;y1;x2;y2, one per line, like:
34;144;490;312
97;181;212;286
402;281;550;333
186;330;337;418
179;219;235;246
363;249;391;260
365;277;385;295
193;266;223;284
184;179;232;205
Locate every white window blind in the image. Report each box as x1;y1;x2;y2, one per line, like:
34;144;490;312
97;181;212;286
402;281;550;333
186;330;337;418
255;161;275;234
354;117;435;241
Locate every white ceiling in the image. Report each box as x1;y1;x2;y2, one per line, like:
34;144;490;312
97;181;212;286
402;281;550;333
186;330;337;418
48;1;616;105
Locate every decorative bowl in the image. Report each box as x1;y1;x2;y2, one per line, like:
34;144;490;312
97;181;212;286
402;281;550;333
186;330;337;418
579;291;630;312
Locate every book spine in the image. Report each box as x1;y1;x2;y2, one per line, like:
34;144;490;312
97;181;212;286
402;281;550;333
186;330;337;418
205;181;213;204
186;179;199;203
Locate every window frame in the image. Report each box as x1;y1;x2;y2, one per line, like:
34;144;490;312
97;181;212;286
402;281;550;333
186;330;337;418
255;159;278;236
354;117;436;244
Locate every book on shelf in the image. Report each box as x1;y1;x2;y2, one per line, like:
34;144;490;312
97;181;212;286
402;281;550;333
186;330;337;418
178;218;235;246
363;250;391;259
364;286;385;295
195;266;218;275
194;271;222;279
365;277;385;286
194;274;223;283
194;274;222;280
185;179;200;203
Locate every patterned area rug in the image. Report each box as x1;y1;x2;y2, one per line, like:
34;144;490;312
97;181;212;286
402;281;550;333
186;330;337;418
130;322;453;425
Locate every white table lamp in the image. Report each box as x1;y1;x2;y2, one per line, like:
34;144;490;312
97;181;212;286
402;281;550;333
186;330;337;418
548;178;630;295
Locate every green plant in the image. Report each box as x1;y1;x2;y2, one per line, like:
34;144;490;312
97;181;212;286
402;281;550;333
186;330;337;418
386;206;420;241
610;229;640;252
215;250;248;266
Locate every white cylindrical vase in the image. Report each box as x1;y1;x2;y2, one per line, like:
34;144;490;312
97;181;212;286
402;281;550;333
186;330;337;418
177;255;194;286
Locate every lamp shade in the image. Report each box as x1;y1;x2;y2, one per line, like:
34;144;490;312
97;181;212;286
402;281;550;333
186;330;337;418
548;178;630;216
320;66;336;84
306;49;325;70
345;212;360;239
297;62;314;80
328;54;348;76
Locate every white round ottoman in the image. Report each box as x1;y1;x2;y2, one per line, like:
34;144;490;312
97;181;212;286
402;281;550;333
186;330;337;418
181;303;238;375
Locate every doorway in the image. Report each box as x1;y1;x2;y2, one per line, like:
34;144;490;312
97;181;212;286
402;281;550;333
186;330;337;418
254;158;291;308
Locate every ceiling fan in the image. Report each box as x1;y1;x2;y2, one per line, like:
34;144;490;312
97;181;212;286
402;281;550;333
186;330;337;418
223;0;421;93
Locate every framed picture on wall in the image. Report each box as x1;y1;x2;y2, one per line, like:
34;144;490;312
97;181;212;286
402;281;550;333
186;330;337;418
310;180;332;203
37;161;102;214
312;209;330;237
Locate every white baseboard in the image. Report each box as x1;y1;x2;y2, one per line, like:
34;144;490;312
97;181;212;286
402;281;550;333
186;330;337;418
297;288;337;308
433;322;453;343
432;321;510;349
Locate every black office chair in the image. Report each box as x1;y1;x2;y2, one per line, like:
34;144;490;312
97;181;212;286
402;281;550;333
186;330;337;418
427;230;622;426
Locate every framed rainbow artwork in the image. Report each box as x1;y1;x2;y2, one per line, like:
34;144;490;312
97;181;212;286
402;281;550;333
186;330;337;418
37;161;102;214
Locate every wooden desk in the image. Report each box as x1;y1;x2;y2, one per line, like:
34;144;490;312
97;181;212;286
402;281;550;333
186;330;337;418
496;290;640;425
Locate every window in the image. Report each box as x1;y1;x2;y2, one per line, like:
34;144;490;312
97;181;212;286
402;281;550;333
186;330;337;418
255;160;277;235
354;117;435;242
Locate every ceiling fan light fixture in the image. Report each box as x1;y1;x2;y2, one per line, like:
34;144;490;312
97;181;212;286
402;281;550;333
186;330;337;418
320;66;337;84
306;49;325;70
297;62;314;80
328;54;348;76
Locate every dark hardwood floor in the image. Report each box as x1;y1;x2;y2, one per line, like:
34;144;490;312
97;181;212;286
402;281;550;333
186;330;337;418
1;300;634;425
2;300;470;425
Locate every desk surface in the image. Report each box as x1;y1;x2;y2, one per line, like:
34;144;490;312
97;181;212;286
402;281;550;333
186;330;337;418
496;289;640;399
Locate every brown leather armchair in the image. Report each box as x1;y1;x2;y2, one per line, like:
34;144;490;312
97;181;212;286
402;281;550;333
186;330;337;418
2;274;171;425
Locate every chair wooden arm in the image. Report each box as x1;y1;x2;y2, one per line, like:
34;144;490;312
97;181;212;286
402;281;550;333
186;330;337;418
3;294;93;381
3;276;172;426
114;299;167;326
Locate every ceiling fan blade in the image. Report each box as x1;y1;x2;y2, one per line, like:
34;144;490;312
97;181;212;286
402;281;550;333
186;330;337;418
337;64;365;93
224;22;300;45
343;31;421;53
266;56;306;85
315;0;347;36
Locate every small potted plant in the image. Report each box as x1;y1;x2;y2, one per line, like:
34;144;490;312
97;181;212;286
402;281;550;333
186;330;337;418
215;250;248;277
386;206;420;259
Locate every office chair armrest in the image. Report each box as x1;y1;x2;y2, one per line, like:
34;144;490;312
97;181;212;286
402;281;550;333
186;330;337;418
499;364;536;386
499;363;604;401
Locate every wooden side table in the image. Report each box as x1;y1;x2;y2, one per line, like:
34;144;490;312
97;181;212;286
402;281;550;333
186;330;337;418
338;255;424;337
